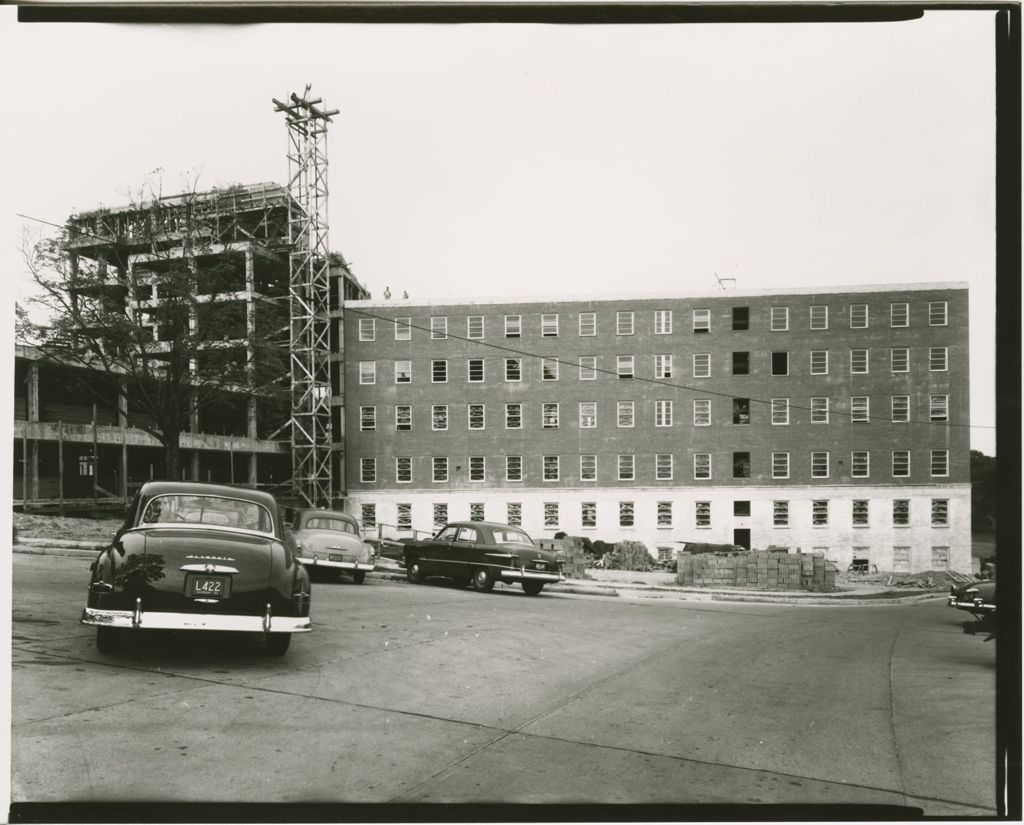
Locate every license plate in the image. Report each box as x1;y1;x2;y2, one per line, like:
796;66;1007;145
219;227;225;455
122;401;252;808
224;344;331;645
329;553;346;562
186;574;231;599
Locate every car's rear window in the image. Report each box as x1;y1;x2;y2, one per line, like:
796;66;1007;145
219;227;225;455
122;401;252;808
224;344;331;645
491;529;534;546
305;517;358;534
140;494;275;535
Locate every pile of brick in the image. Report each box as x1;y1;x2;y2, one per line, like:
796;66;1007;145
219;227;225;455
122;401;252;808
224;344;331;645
677;550;837;592
607;540;653;572
537;536;591;579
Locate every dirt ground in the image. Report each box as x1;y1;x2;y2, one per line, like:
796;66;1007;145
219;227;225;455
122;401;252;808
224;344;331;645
13;513;122;542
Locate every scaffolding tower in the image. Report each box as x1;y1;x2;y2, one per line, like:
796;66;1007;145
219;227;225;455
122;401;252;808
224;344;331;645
273;86;338;509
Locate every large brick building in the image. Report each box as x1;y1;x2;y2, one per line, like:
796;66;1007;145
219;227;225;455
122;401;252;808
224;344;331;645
341;283;971;573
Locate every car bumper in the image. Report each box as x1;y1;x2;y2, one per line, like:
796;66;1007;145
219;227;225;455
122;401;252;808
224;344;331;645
948;597;996;613
498;568;564;583
82;607;312;633
297;556;374;572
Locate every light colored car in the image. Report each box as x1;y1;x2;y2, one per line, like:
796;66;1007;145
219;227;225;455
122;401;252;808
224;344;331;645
292;509;374;583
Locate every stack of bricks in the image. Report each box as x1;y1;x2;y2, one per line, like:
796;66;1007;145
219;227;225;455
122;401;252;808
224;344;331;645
609;540;653;571
537;537;590;579
677;550;837;592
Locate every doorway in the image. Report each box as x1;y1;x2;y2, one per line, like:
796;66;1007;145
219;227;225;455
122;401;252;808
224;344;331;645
733;528;750;550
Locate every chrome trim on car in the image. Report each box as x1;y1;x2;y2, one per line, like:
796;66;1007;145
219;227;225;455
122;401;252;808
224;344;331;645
296;556;373;571
179;563;240;574
82;607;312;633
133;597;142;629
499;569;563;582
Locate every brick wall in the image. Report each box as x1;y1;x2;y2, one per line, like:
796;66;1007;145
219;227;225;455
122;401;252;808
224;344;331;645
676;550;837;591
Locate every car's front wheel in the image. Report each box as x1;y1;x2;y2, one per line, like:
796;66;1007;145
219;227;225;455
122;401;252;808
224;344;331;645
95;626;119;654
522;581;545;596
406;558;425;584
266;633;291;656
351;570;366;584
472;567;495;592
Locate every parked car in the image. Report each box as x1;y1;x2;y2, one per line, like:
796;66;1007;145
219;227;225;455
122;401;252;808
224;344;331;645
365;537;406;562
291;509;375;583
403;521;563;595
82;481;312;656
949;578;997;639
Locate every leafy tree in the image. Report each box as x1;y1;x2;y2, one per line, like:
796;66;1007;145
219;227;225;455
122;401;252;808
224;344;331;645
970;450;997;532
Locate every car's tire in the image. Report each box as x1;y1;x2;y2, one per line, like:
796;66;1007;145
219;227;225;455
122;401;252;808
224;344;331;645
352;570;366;585
522;581;545;596
95;626;120;654
266;633;291;656
472;567;495;592
406;558;425;584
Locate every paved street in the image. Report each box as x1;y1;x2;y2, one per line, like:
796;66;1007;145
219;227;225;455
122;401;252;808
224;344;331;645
11;553;997;815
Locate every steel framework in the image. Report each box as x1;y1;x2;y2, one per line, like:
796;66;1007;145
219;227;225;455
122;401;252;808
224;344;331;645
273;86;338;509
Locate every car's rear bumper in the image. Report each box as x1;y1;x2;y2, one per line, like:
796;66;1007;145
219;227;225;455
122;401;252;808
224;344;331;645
82;606;312;633
297;556;374;572
948;597;996;613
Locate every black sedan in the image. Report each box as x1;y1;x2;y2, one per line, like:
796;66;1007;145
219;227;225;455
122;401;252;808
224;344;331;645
949;578;996;638
403;521;563;595
81;481;312;656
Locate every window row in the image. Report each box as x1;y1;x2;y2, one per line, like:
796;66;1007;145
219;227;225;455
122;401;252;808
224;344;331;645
355;301;951;341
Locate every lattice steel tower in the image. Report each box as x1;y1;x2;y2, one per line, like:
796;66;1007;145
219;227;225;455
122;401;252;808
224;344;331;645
273;86;338;509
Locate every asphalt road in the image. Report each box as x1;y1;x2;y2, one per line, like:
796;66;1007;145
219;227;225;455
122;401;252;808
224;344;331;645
10;553;997;816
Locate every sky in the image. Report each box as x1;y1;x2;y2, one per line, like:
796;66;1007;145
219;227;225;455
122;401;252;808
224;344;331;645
0;8;998;453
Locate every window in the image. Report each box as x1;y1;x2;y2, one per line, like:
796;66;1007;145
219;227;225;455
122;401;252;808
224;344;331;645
811;451;829;478
891;396;910;423
695;501;711;528
541;313;559;337
617;355;635;378
433;457;449;482
654;354;672;379
361;503;376;530
930;394;949;422
580;455;597;481
772;452;790;479
693;353;711;378
506;455;523;481
433;503;448;528
771;352;789;376
691;309;708;333
656;309;674;334
542;403;559;429
773;500;789;526
470;503;485;522
358;318;375;341
657;501;673;527
432;405;448;431
811;397;829;424
618;454;635;481
431;360;448;383
582;501;597;528
930;450;949;477
929;301;948;326
931;498;949;526
732;307;749;330
616;311;634;335
395;405;412;431
505;358;522;382
614;501;634;527
732;352;750;375
505;315;522;338
541;358;558;381
733;451;750;479
733;500;751;517
360;458;376;483
893;546;911;571
579;355;597;380
693;399;711;426
655;400;673;427
850;303;868;328
430;316;448;339
579;401;597;428
396;457;412;483
850;349;869;374
892;450;910;478
507;502;522;526
732;398;750;425
468;359;485;382
893;499;910;527
397;503;412;530
852;499;869;527
395;360;412;384
694;453;711;479
771;398;790;425
359;361;376;384
469;456;485;482
394;317;412;340
360;406;376;431
579;312;596;336
809;305;829;330
851;451;870;478
543;455;560;481
544;502;559;527
770;306;789;331
890;302;909;327
617;401;635;428
929;347;948;372
810;350;829;375
891;348;909;373
505;403;522;429
812;500;829;526
851;396;869;423
469;404;485;430
656;453;673;480
931;546;950;570
467;315;484;339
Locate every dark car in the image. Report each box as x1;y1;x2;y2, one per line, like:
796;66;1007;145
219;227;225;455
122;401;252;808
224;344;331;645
82;481;312;656
949;578;996;639
403;521;563;595
291;509;374;583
